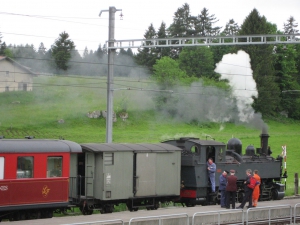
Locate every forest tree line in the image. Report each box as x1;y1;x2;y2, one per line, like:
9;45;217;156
0;4;299;119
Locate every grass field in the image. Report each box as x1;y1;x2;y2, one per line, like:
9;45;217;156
0;75;299;196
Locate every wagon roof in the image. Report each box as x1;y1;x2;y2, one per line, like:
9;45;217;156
0;139;82;153
81;143;182;153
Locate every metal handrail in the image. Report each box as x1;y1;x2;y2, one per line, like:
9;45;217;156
61;219;124;225
246;204;292;225
128;213;189;225
192;209;244;225
294;203;300;224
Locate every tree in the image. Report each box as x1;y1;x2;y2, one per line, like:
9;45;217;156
156;22;171;58
168;3;194;37
12;44;37;70
83;47;89;59
51;31;75;71
210;19;240;65
135;23;157;70
194;8;222;36
0;32;5;55
179;46;219;79
283;16;299;35
38;42;46;56
152;56;191;112
274;44;300;119
239;8;280;116
95;44;105;59
222;19;240;36
153;56;189;87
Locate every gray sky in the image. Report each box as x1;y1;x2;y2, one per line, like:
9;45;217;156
0;0;299;54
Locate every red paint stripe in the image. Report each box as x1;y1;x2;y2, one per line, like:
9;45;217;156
180;189;196;198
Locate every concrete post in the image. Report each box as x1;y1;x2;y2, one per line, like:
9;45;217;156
99;6;122;143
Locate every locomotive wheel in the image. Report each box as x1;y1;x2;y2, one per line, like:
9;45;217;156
126;203;134;212
185;202;195;207
238;192;244;203
271;189;279;200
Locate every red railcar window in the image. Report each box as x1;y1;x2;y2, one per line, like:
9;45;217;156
17;157;33;178
47;157;62;177
0;157;4;179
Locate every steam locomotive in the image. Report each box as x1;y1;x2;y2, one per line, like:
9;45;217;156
163;132;286;206
0;132;285;221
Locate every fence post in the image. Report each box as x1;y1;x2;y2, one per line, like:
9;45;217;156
295;173;299;195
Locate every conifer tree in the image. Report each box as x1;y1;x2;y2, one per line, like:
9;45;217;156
135;23;157;70
239;8;280;116
194;7;222;36
283;16;299;35
51;31;75;71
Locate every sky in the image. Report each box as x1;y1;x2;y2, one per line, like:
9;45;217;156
0;0;299;55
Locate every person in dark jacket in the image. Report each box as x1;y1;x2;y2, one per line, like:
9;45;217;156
225;169;237;209
236;169;253;209
219;170;228;208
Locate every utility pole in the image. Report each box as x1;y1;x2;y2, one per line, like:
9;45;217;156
99;6;122;143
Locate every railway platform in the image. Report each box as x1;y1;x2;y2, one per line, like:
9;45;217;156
5;197;300;225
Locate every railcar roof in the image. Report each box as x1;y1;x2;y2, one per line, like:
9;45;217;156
163;138;225;146
81;143;182;153
0;139;82;153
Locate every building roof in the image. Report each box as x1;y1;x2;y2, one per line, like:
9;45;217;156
0;56;37;76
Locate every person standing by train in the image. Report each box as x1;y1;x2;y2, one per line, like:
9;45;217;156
225;169;237;209
252;170;261;207
219;170;228;208
236;169;253;209
207;158;216;193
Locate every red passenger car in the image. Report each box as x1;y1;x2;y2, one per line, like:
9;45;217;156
0;138;81;221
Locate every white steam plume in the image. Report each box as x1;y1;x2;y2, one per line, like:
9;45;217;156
215;50;267;131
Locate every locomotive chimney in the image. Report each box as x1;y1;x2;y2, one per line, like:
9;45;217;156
260;132;269;155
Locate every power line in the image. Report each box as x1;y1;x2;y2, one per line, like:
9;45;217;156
0;11;145;31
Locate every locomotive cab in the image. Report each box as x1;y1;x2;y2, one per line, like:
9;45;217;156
163;138;227;206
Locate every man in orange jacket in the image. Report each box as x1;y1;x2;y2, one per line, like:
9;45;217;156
252;170;261;207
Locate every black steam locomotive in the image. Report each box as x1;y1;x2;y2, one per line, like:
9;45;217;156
163;132;286;206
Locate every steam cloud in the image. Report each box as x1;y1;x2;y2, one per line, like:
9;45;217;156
148;50;268;132
215;50;268;131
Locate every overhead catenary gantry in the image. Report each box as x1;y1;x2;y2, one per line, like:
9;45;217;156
106;34;300;49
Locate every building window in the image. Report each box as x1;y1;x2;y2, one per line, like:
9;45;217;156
17;157;33;178
47;157;62;177
5;71;9;77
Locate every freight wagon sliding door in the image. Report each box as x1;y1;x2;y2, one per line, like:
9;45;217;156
85;152;95;197
135;153;156;196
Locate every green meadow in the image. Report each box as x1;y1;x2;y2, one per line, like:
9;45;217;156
0;76;299;196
